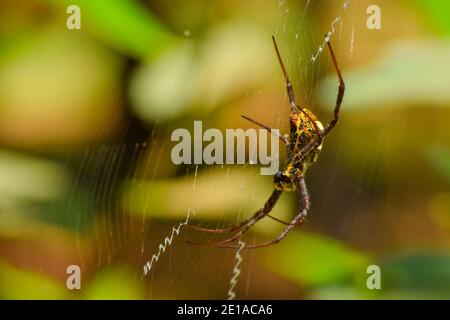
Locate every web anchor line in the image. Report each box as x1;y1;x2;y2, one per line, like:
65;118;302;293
142;209;193;278
311;0;350;62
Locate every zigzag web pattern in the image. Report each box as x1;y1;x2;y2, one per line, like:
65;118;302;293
142;209;193;278
311;0;350;62
227;240;245;300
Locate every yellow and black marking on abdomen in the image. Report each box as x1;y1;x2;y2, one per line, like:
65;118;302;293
273;108;324;192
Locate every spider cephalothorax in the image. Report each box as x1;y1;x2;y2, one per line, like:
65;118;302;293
188;35;345;249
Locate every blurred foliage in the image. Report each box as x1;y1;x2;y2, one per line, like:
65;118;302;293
319;40;450;110
0;151;67;204
427;144;450;182
263;232;370;288
381;253;450;294
82;268;144;300
47;0;177;59
123;167;293;234
130;23;275;122
422;0;450;35
0;29;124;148
0;259;68;299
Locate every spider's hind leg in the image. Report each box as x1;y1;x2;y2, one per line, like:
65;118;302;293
187;189;283;247
217;176;310;250
186;224;251;247
187;222;246;234
267;214;300;226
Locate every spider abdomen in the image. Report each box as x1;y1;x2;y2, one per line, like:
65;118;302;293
273;109;325;192
289;109;324;162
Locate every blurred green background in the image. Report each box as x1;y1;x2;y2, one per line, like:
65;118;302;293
0;0;449;299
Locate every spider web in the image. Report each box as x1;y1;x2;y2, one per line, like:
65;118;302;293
62;0;356;300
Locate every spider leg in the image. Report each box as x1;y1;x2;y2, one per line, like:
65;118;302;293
188;211;297;233
218;176;310;249
290;138;322;165
271;37;325;138
187;197;269;235
272;36;300;114
217;216;304;249
267;214;300;226
187;224;245;234
241;113;293;163
296;175;310;221
241;115;288;145
187;223;253;247
323;39;345;136
187;189;282;246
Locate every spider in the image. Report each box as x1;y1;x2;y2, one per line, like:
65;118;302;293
187;35;345;249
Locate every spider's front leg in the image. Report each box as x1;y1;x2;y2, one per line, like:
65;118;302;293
241;115;289;146
240;114;292;162
323;39;345;136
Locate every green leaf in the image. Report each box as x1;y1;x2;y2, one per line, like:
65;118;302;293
319;41;450;111
0;259;68;299
82;267;144;300
381;253;450;294
427;144;450;182
47;0;177;59
421;0;450;35
262;232;370;287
